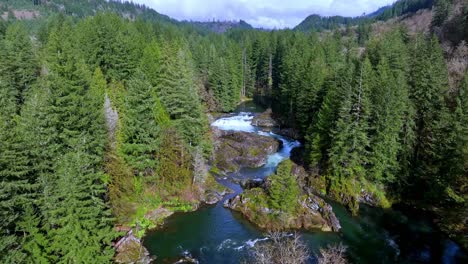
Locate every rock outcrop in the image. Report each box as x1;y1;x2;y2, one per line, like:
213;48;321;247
144;208;174;224
114;230;153;264
224;177;341;232
252;108;278;128
213;130;281;173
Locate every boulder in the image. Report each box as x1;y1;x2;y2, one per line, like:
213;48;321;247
240;178;266;190
252;108;278;128
144;208;174;224
174;251;199;264
115;230;153;264
213;131;281;173
200;174;233;205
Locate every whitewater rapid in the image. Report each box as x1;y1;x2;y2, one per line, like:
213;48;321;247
211;112;301;169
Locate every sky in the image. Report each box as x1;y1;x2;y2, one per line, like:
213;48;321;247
133;0;397;29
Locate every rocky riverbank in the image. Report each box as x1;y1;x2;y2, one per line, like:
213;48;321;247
224;165;341;232
212;129;281;174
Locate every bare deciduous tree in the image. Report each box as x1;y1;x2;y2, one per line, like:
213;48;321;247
317;243;348;264
250;232;310;264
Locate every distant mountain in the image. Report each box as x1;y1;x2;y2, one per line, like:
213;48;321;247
0;0;176;23
294;0;434;31
295;14;365;31
0;0;255;33
366;5;393;18
187;20;253;33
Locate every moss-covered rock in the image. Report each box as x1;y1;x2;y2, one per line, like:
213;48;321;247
213;130;281;173
252;108;278;128
201;173;233;205
224;187;341;232
114;232;153;263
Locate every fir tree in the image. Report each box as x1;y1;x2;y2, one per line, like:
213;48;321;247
120;70;160;175
408;35;451;202
268;160;300;214
328;58;373;214
369;58;405;183
45;152;115;263
0;23;38;111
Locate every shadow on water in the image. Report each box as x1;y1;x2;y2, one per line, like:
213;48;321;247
144;102;467;264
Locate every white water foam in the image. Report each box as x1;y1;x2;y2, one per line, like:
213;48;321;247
265;137;301;168
217;237;270;252
212;112;302;169
384;231;400;258
217;239;238;251
211;112;255;132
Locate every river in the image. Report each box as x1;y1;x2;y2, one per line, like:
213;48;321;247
144;101;466;264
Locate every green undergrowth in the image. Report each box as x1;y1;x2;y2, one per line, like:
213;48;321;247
327;175;392;215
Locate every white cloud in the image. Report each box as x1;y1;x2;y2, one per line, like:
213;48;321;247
134;0;397;28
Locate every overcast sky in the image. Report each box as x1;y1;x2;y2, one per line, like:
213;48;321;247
133;0;397;29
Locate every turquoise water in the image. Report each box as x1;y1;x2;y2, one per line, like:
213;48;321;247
144;102;466;263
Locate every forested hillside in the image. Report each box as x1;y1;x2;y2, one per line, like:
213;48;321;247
295;0;435;31
0;0;467;262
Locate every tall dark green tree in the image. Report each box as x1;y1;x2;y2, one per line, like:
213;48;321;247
0;23;38;110
408;35;451;202
120;70;160;175
431;0;450;30
268;160;300;214
44;151;115;263
369;58;405;183
328;58;373;214
156;42;207;148
0;75;32;264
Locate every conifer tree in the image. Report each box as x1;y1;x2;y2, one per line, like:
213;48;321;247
307;66;351;169
156;128;192;196
156;43;206;147
268;160;300;214
408;35;451;201
0;23;38;110
328;58;373;214
431;0;450;30
14;81;58;262
0;76;31;264
45;152;115;263
369;58;405;183
120;70;160;175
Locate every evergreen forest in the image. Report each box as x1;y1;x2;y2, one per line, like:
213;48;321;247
0;0;467;263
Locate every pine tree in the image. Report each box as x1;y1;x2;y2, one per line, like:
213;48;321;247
408;35;451;202
431;0;450;30
120;70;160;175
15;81;58;262
156;43;206;147
268;160;300;214
328;58;373;214
0;74;31;264
45;152;115;263
40;21;115;261
16;205;48;263
307;65;351;169
369;58;405;183
156;128;192;196
435;72;467;203
0;23;38;111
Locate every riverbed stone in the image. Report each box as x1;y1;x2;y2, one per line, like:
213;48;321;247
144;208;174;224
213;130;281;173
252;108;278;128
115;231;153;264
